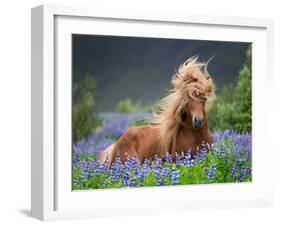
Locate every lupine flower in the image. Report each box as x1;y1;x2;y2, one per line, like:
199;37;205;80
207;163;217;180
176;153;184;166
110;155;123;181
153;155;163;170
231;163;239;178
199;148;208;161
171;170;180;185
138;166;149;181
162;167;171;177
122;170;131;186
238;167;251;181
164;152;173;163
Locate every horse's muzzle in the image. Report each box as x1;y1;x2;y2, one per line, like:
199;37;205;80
192;117;204;129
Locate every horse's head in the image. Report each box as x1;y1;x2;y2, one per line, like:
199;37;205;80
184;91;207;129
172;56;216;129
152;56;216;156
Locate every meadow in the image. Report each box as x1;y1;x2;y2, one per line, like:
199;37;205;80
72;47;252;190
72;112;252;190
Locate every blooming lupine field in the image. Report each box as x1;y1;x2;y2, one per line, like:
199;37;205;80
72;113;252;190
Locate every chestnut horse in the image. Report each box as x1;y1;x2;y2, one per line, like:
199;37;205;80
99;57;216;166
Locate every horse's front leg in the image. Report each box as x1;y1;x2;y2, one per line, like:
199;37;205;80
170;138;177;163
170;127;181;163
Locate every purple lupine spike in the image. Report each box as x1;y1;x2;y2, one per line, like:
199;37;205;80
171;170;180;185
175;153;183;166
231;163;239;178
207;163;217;180
164;152;173;163
153;155;163;170
162;167;171;177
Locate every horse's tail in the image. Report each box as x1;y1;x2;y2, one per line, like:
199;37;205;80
98;144;116;167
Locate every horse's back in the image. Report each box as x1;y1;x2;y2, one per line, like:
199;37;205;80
121;125;160;160
104;125;159;164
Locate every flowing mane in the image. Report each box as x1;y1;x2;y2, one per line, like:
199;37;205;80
152;56;216;156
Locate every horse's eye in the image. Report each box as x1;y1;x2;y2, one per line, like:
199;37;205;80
181;111;187;121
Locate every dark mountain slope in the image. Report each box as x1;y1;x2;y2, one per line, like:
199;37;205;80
73;35;250;111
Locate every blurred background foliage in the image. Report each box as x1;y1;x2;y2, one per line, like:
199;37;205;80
115;98;142;113
208;47;251;132
72;46;252;141
72;74;102;141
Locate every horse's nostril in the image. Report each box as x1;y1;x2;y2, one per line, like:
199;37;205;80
192;117;204;128
193;117;200;123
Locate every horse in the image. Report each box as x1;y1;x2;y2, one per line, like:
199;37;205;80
99;56;216;167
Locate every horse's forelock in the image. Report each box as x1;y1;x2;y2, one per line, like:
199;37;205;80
178;57;215;107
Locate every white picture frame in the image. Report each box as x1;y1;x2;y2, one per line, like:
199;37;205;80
31;4;274;221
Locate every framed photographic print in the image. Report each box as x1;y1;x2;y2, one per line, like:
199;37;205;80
31;4;274;221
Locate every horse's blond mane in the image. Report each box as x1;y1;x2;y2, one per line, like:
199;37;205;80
152;56;216;156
